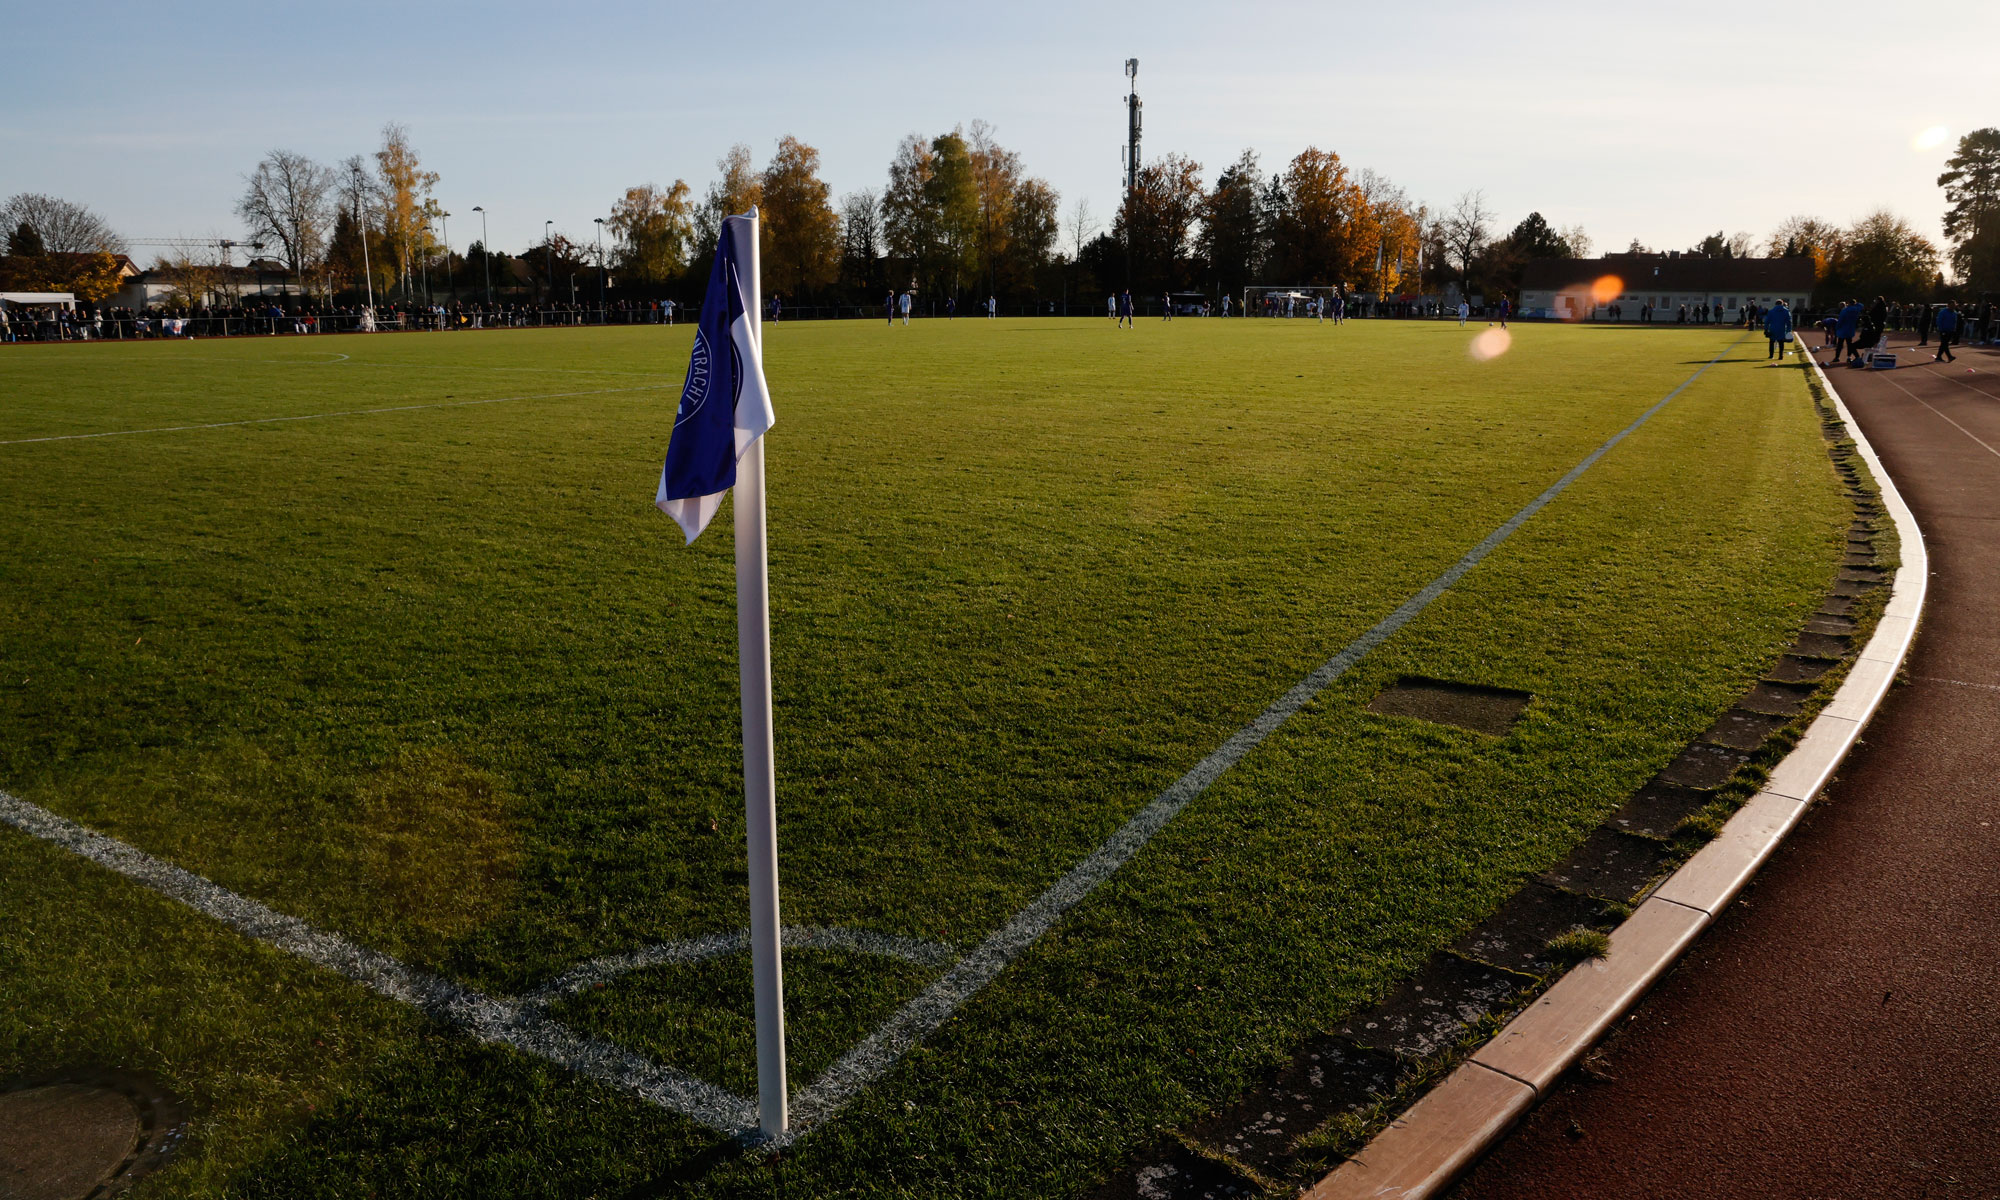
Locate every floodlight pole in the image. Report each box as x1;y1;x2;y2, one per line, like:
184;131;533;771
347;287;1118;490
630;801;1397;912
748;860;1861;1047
545;220;554;310
594;216;607;320
473;207;492;305
350;162;375;323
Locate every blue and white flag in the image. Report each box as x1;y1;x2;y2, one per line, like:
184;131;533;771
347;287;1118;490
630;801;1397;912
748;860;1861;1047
655;213;775;544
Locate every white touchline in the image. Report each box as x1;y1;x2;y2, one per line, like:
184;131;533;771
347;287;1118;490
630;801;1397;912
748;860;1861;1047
0;385;668;446
0;333;1748;1148
253;356;678;379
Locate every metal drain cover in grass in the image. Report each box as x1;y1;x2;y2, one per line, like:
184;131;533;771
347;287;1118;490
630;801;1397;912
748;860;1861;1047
1366;677;1531;735
0;1072;186;1200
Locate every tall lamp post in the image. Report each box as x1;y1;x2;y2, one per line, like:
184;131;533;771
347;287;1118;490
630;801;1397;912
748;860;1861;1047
544;220;554;309
440;210;453;305
218;239;240;312
473;206;492;305
350;161;375;323
593;217;607;320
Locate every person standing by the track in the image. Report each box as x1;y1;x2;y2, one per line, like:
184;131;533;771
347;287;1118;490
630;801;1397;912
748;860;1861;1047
1764;299;1794;360
1934;301;1960;362
1917;301;1933;347
1832;298;1864;366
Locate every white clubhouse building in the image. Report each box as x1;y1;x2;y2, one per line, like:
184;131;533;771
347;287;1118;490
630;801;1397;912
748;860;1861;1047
1521;254;1816;320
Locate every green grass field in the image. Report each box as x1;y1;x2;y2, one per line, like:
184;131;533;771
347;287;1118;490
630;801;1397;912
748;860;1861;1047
0;317;1846;1197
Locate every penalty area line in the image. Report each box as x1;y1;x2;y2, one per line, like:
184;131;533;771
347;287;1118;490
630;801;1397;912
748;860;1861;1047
0;384;669;446
785;332;1753;1137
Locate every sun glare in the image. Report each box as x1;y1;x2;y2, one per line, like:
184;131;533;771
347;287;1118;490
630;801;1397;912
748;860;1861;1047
1914;125;1950;151
1590;275;1624;306
1469;327;1512;362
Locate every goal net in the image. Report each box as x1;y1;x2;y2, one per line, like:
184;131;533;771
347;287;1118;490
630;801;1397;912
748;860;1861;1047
1241;285;1342;317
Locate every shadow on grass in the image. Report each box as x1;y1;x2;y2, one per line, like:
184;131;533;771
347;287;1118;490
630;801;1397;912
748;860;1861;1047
615;1139;750;1199
230;1031;751;1198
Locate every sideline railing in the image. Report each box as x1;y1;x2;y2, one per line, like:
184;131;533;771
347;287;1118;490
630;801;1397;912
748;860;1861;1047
11;302;1970;344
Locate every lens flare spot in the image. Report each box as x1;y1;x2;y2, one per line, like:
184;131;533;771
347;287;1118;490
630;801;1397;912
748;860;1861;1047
1914;125;1950;151
1590;275;1625;305
1469;327;1512;362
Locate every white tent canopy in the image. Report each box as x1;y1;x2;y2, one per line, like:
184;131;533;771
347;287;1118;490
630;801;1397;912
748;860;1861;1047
0;292;76;309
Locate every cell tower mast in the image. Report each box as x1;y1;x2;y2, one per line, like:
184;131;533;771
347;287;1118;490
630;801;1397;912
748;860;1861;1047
1122;58;1140;291
1123;58;1142;193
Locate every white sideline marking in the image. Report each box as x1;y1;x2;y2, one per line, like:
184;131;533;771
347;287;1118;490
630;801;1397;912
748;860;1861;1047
0;790;758;1134
786;333;1752;1134
0;385;667;446
0;333;1748;1145
257;356;677;379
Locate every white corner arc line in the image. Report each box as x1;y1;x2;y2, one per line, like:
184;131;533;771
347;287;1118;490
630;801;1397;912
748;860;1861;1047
519;927;958;1007
0;790;759;1138
784;333;1753;1136
0;385;667;446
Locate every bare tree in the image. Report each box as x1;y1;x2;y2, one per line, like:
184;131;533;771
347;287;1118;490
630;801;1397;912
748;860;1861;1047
237;150;336;295
1728;230;1757;259
1066;196;1097;262
1559;223;1593;258
1441;189;1494;289
839;189;881;260
1;193;125;254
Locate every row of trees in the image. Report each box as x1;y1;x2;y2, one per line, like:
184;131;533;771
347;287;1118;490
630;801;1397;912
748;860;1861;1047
596;123;1062;308
9;125;1997;312
239;124;447;301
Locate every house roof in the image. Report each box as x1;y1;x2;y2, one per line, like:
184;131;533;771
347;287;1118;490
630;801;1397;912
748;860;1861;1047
1521;254;1816;294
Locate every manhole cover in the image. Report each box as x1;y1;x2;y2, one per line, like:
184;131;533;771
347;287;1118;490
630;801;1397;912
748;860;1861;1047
1366;677;1531;736
0;1072;186;1200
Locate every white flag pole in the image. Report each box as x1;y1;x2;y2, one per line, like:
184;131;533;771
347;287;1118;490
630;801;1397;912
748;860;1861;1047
734;207;788;1138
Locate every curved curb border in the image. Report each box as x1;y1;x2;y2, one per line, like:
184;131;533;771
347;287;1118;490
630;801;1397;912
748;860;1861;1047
1306;351;1927;1199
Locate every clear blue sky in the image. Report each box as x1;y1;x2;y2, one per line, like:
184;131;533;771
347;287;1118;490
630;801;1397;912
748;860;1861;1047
4;1;1991;266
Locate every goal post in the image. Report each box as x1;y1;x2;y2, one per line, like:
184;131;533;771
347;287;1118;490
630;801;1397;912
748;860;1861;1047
1241;285;1342;317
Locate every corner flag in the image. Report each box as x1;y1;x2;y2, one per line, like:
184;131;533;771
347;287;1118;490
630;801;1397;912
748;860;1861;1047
653;209;790;1140
656;213;776;543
